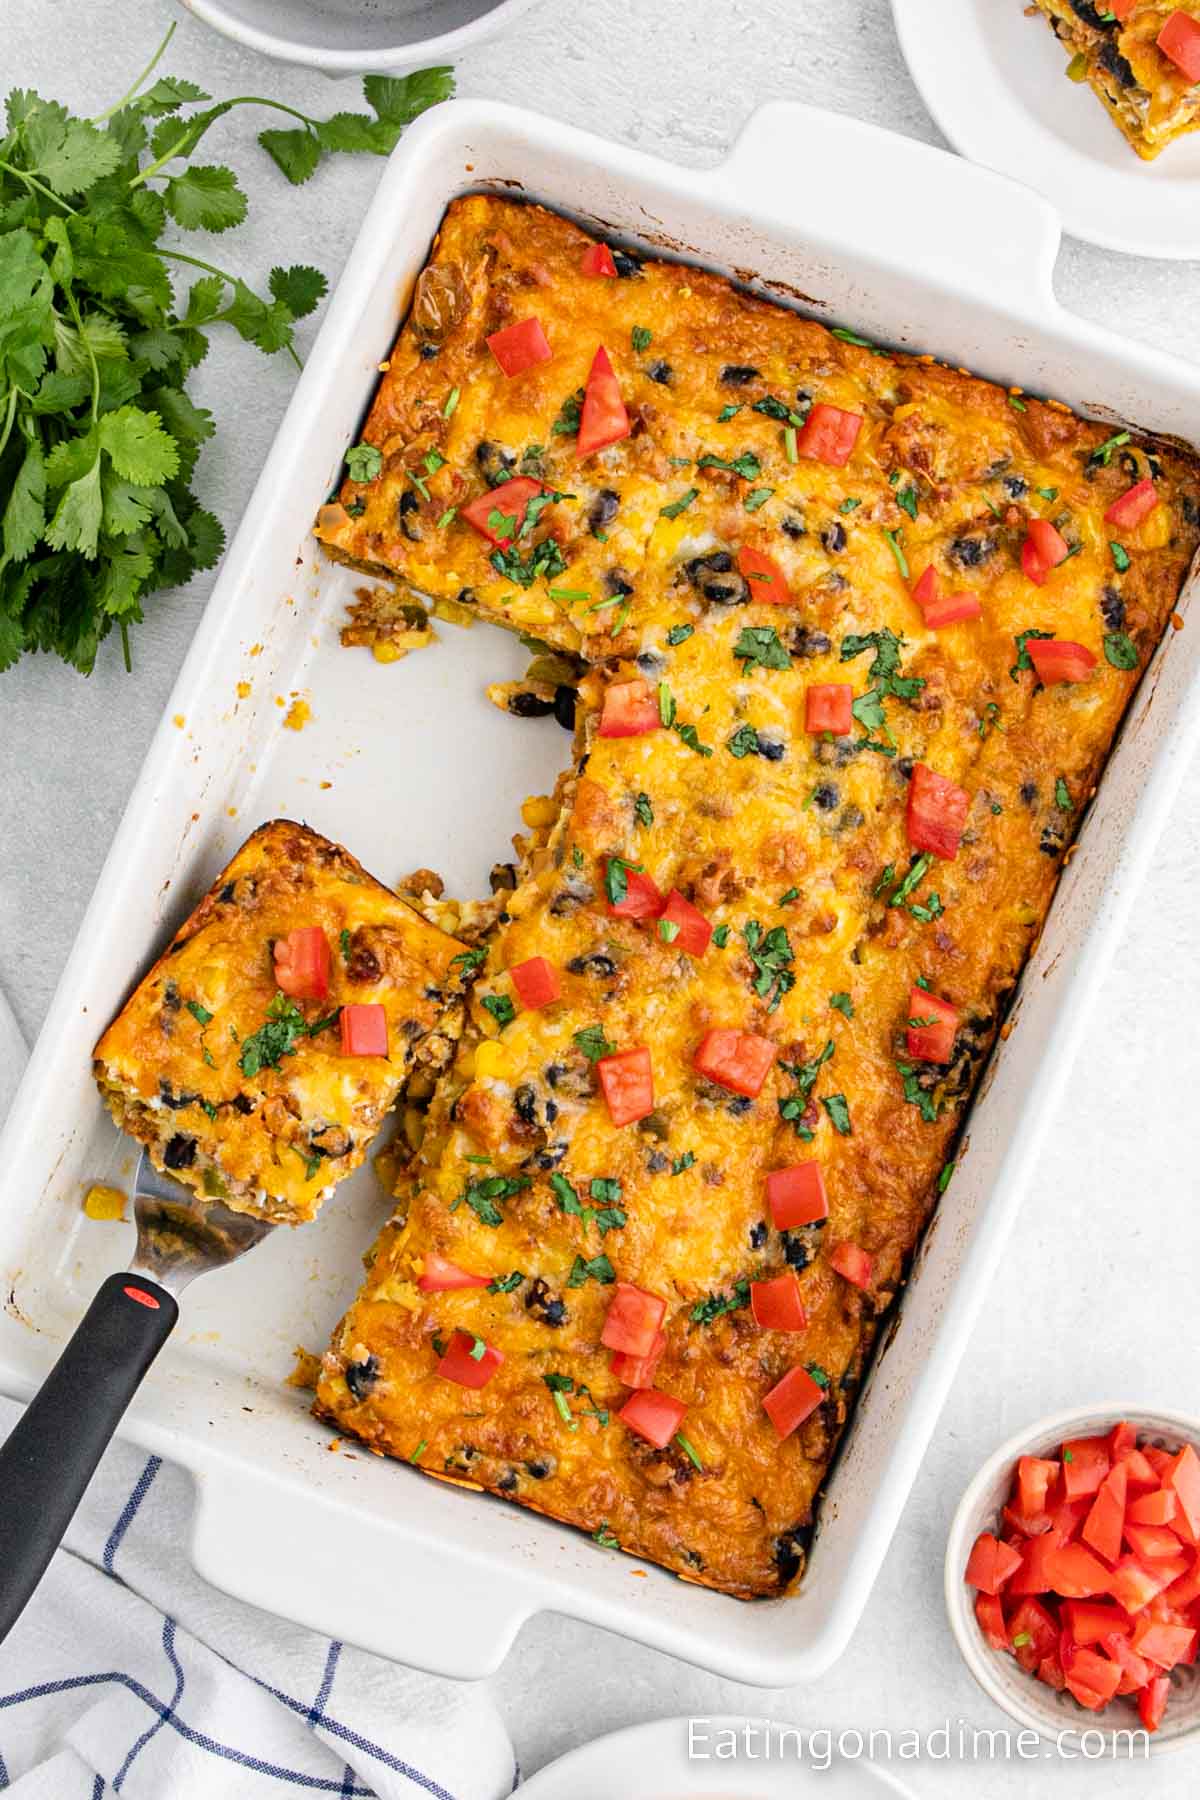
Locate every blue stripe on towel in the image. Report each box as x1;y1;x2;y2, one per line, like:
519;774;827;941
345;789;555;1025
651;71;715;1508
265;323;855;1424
102;1457;162;1576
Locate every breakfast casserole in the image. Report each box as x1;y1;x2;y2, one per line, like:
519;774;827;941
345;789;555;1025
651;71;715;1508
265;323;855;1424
313;194;1200;1596
94;821;468;1225
1030;2;1200;159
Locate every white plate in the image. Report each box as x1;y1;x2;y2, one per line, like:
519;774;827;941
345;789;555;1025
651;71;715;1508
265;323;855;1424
518;1717;917;1800
891;0;1200;258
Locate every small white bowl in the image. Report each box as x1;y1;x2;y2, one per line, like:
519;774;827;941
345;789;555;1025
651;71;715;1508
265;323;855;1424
945;1404;1200;1754
184;0;542;76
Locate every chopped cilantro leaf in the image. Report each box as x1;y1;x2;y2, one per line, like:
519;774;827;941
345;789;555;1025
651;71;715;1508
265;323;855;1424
742;920;795;1011
830;992;854;1019
822;1093;851;1135
481;994;515;1029
634;791;654;826
185;1000;213;1025
575;1024;616;1063
733;626;791;674
660;488;699;519
666;623;694;646
1104;631;1138;670
1010;628;1055;682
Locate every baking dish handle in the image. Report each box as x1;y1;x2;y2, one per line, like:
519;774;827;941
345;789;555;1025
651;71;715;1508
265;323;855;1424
189;1462;537;1678
709;101;1061;311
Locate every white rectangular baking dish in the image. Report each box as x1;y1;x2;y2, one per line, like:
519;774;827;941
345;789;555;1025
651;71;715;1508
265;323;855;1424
1;97;1197;1687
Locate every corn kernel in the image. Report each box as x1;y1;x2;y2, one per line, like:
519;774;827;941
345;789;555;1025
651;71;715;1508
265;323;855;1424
83;1184;126;1222
521;793;559;829
373;641;404;664
474;1040;509;1078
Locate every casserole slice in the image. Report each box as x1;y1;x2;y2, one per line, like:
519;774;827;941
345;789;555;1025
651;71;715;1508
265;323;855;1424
94;821;469;1224
1031;1;1200;159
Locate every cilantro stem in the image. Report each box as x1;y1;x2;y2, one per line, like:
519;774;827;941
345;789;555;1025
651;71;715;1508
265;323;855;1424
158;248;303;367
0;390;18;467
0;159;77;213
129;96;321;190
89;21;177;124
63;284;100;419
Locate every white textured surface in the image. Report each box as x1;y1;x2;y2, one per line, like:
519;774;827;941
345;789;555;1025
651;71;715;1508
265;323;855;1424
1;0;1198;1791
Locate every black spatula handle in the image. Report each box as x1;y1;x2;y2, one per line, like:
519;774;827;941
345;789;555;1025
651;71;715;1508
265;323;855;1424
0;1271;177;1642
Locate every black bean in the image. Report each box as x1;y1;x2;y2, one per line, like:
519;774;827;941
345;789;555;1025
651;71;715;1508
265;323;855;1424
612;250;642;279
588;488;620;532
544;1099;558;1125
158;1080;199;1111
646;1151;670;1174
1002;475;1028;500
822;522;847;554
897;755;915;779
1182;496;1200;528
345;1353;380;1400
720;364;761;385
525;1277;568;1328
490;862;518;892
1098;39;1136;87
636;648;666;678
749;1219;768;1249
1040;827;1065;858
756;733;786;762
604;568;635;597
497;1470;518;1492
525;1458;555;1479
232;1094;254;1115
514;1084;538;1126
418;342;439;360
566;953;617;978
1100;586;1126;630
163;1133;197;1169
218;882;237;904
784;1236;811;1270
1019;781;1038;806
780;514;807;540
838;804;865;832
789;626;831;658
508;690;555;718
726;1095;753;1117
1069;0;1109;25
949;533;996;568
646;360;672;385
161;981;181;1012
553;685;577;731
773;1529;808;1586
475;440;514;484
685;551;750;607
523;1143;568;1171
812;783;839;811
398;489;423;542
456;587;476;606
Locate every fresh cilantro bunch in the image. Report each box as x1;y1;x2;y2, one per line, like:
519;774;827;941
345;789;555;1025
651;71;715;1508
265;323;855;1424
0;25;453;674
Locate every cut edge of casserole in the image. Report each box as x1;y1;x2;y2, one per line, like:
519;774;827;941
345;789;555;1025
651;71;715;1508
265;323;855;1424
1031;1;1200;159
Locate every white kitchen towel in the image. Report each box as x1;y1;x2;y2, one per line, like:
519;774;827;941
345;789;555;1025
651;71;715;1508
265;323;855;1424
0;983;517;1800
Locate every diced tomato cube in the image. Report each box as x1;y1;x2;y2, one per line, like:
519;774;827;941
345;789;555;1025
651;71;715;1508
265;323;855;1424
601;1281;667;1357
829;1241;872;1290
1158;9;1200;80
576;345;630;458
975;1590;1009;1653
966;1531;1024;1595
599;678;661;738
1049;1496;1089;1545
1004;1502;1053;1540
1120;1448;1160;1490
795;403;862;467
486;316;553;377
1129;1489;1178;1528
273;926;332;1002
436;1327;504;1389
580;242;618;278
339;1003;388;1057
1102;1630;1155;1695
1104;477;1158;531
1082;1460;1127;1566
418;1252;490;1293
750;1272;808;1333
911;565;939;611
1008;1597;1059;1671
1009;1534;1060;1596
1028;638;1099;685
1144;1447;1175;1477
1110;0;1137;18
805;683;853;735
1062;1436;1111;1500
1164;1445;1200;1539
905;985;959;1065
618;1387;686;1449
1126;1522;1185;1563
1138;1674;1171;1734
1109;1421;1138;1461
1037;1650;1067;1692
762;1364;826;1438
1064;1646;1123;1711
1021;538;1049;586
658;890;713;958
1164;1552;1200;1611
460;475;544;546
510;956;561;1010
923;588;982;629
693;1027;777;1098
608;867;664;921
766;1161;828;1230
1109;1556;1177;1613
609;1329;666;1390
596;1046;655;1126
1045;1542;1113;1598
1061;1601;1131;1647
737;545;790;605
1018;1456;1060;1519
906;762;970;860
1026;517;1071;571
1130;1617;1197;1670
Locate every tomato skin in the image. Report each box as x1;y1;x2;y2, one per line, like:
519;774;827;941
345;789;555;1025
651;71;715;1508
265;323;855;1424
1129;1617;1196;1669
1021;538;1049;586
766;1161;828;1230
805;683;853;735
340;1003;388;1057
1037;1649;1067;1691
1119;1448;1159;1490
829;1240;872;1290
418;1252;490;1293
1061;1601;1131;1648
1109;1555;1179;1614
906;762;970;860
607;868;664;921
486;316;553;377
460;475;544;546
1027;638;1098;685
1102;1630;1155;1695
762;1364;826;1438
1109;1420;1139;1461
905;985;959;1065
911;565;939;611
737;544;790;605
580;242;618;278
510;956;561;1010
596;1046;655;1126
974;1590;1009;1652
658;889;713;958
1081;1460;1127;1566
1138;1673;1171;1733
436;1328;504;1389
924;589;982;629
1064;1645;1122;1710
273;926;332;1001
1164;1444;1200;1538
1008;1597;1059;1671
1165;1551;1200;1610
1026;517;1070;569
601;1281;667;1358
1158;9;1200;80
599;678;661;738
1009;1534;1059;1596
693;1027;777;1097
1062;1436;1111;1501
618;1387;686;1449
1104;477;1158;530
1129;1489;1178;1528
795;403;862;467
609;1329;666;1389
966;1531;1023;1595
1017;1456;1060;1519
1126;1522;1184;1563
750;1272;808;1333
576;345;630;457
1045;1542;1113;1599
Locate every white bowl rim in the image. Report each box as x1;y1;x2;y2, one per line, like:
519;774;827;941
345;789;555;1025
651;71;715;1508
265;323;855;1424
183;0;542;75
944;1401;1200;1755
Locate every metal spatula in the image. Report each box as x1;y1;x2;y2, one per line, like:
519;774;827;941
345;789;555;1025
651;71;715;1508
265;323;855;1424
0;1150;275;1643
